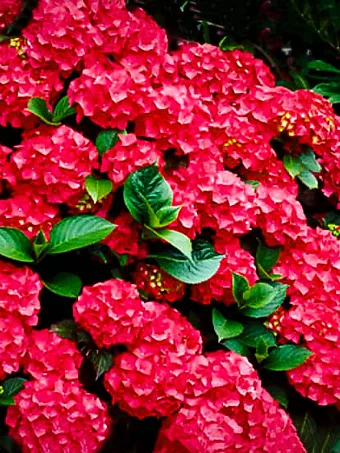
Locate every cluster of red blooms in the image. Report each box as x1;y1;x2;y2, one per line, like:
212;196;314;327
0;0;340;451
0;261;111;452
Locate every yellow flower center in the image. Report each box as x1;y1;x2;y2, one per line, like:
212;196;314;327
8;38;27;58
328;224;340;238
224;138;242;148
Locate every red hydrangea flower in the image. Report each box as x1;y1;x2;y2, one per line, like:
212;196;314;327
226;49;276;91
165;156;223;238
73;279;145;348
0;0;22;30
134;83;211;155
89;5;168;75
191;234;257;305
255;184;307;246
171;43;233;98
0;261;41;327
68;52;153;130
235;86;336;152
218;127;277;173
0;184;59;238
0;43;62;128
200;170;258;235
23;330;83;383
274;89;336;148
85;0;126;17
274;227;340;307
154;351;306;453
104;211;148;262
6;379;111;453
22;0;100;76
11;125;98;204
101;134;162;185
269;303;340;406
137;302;203;356
319;118;340;202
133;263;185;303
0;310;28;378
104;302;202;418
173;43;274;101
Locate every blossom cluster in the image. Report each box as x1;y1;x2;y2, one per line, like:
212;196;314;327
0;0;340;451
74;280;305;451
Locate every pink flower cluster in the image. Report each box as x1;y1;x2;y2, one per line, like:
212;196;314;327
0;0;340;450
74;280;304;451
0;261;41;380
5;325;111;453
0;261;110;451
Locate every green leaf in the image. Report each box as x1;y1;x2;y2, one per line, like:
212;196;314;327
33;229;48;259
26;97;55;125
123;164;173;225
76;329;93;349
328;94;340;104
89;350;113;380
324;211;340;227
300;149;322;173
293;412;340;453
332;440;340;453
243;283;276;309
222;338;250;356
0;227;34;262
265;384;289;408
257;265;282;282
313;82;340;104
151;239;224;284
241;283;288;318
293;412;322;453
298;170;319;189
289;70;310;89
232;273;250;305
256;262;272;280
150;205;181;228
212;309;243;341
307;60;340;74
42;272;82;298
255;337;270;362
47;216;116;254
201;20;210;43
238;320;277;348
3;378;26;397
85;175;113;204
245;180;260;190
0;377;26;405
0;396;15;406
283;155;303;178
263;345;313;371
51;319;78;341
95;129;123;156
52;95;76;123
144;226;192;259
256;241;280;272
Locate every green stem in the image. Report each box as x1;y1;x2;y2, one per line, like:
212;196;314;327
290;0;340;53
253;44;285;81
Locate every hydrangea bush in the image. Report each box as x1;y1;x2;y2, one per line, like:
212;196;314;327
0;1;340;452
